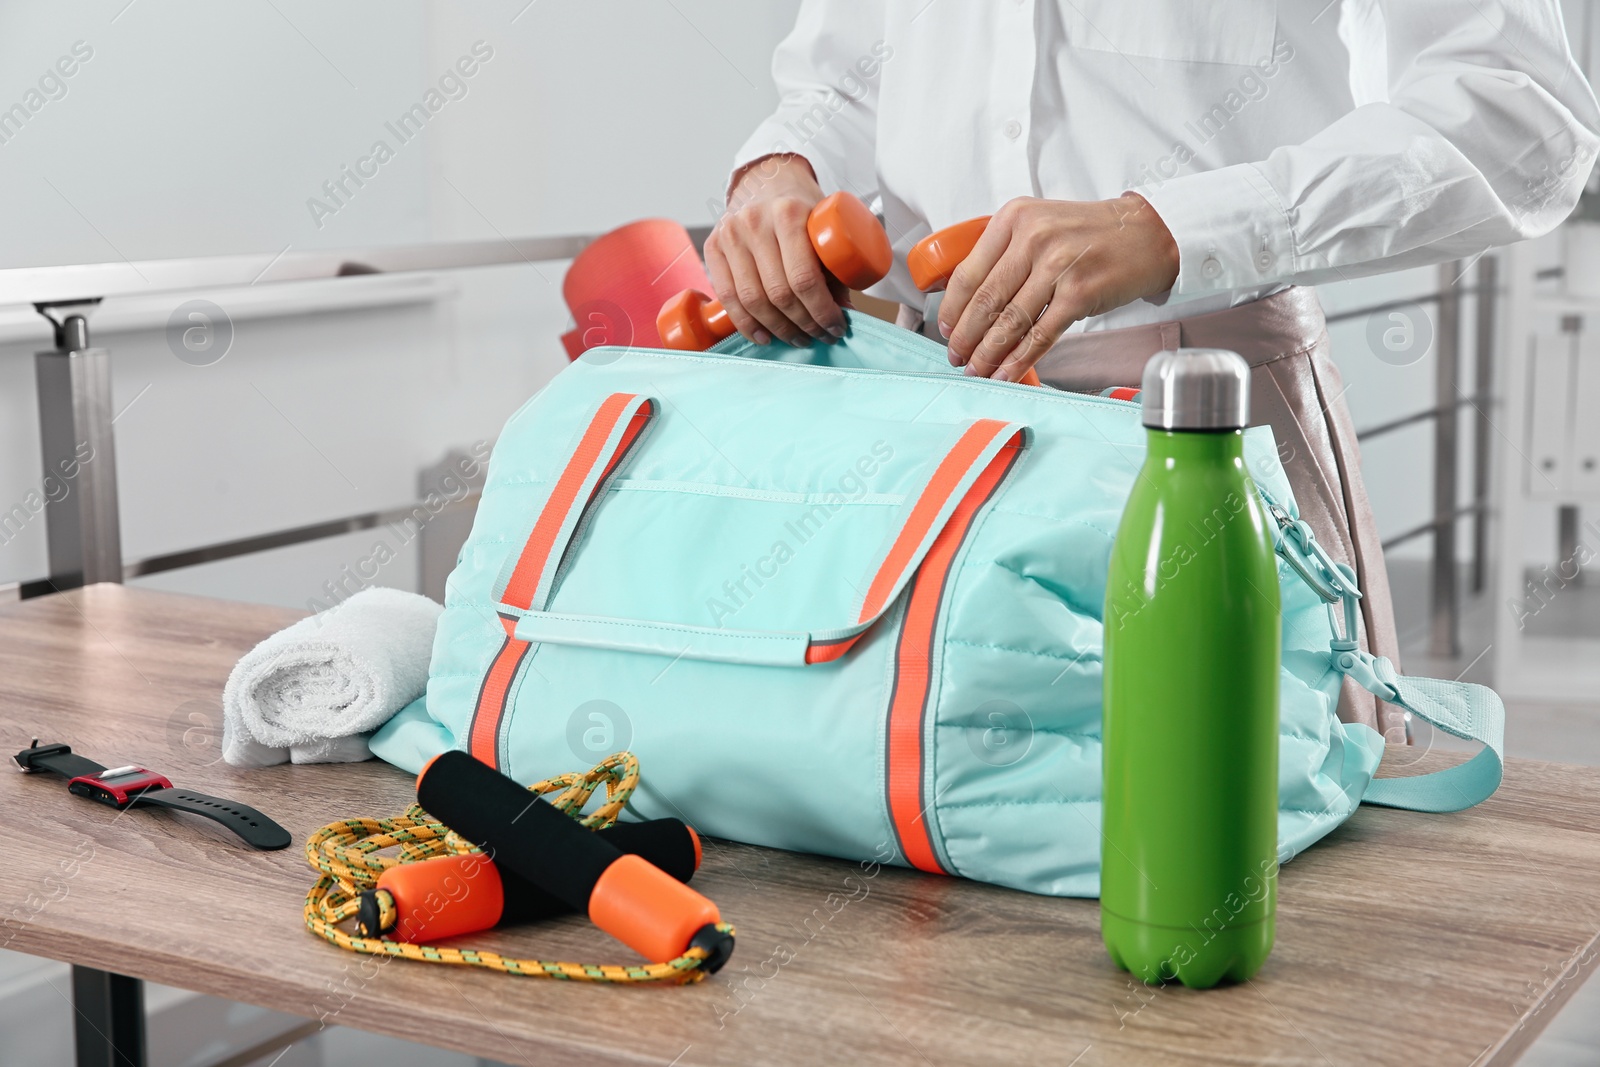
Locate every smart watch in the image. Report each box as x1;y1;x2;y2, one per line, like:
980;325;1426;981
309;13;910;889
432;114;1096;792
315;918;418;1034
14;740;291;851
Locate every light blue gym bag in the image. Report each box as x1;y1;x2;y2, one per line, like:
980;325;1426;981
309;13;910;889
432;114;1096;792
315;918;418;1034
372;310;1506;896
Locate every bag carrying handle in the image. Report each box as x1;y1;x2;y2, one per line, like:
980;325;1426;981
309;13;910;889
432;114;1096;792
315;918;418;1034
497;396;1026;667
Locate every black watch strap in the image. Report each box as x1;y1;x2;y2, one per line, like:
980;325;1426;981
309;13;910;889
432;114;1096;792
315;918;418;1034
15;741;292;851
14;742;106;780
131;788;291;851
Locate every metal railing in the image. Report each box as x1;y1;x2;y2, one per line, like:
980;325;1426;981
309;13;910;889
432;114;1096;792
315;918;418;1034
0;236;610;306
0;228;711;602
1338;257;1498;659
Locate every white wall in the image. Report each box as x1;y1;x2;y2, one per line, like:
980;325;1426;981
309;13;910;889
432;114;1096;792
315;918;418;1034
422;1;798;239
0;1;433;266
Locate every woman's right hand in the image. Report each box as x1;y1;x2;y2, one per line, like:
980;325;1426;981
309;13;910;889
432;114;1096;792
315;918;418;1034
705;154;848;346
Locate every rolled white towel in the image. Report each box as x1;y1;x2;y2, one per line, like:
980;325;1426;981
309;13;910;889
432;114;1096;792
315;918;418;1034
222;587;443;767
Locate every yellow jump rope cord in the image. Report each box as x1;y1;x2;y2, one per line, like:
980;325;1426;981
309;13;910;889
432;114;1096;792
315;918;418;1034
302;751;733;984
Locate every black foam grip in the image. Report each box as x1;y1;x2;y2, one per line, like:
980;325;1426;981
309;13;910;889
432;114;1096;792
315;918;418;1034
604;819;698;883
418;751;626;912
495;818;697;926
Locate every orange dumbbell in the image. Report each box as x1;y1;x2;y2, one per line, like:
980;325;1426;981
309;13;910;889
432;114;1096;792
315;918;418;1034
657;191;893;351
907;217;991;294
908;216;1042;387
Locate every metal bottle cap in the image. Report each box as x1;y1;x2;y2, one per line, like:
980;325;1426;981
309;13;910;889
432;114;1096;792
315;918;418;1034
1140;348;1251;430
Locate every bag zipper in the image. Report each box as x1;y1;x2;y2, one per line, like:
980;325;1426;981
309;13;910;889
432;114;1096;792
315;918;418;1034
699;310;1144;411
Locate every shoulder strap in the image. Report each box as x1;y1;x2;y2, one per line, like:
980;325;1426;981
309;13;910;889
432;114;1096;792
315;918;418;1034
1259;485;1506;814
1337;650;1506;813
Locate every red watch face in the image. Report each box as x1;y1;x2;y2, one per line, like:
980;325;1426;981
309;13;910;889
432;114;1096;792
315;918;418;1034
67;765;173;807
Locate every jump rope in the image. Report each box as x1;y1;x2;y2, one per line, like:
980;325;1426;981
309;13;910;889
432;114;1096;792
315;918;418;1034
303;750;735;984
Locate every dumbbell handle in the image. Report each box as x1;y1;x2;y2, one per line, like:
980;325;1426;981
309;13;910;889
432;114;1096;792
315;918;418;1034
908;216;1042;387
907;216;991;293
657;191;891;351
656;289;730;352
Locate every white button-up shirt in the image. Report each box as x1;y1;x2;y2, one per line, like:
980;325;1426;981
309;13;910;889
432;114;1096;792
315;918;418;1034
732;0;1600;332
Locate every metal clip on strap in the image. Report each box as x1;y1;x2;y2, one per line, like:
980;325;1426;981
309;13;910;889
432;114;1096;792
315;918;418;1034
1330;646;1401;703
1257;487;1398;701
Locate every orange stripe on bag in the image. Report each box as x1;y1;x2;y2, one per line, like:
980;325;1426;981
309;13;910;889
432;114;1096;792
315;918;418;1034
601;408;651;487
803;637;856;665
470;393;653;766
859;420;1011;621
884;432;1024;874
502;392;642;612
803;420;1013;666
468;615;530;764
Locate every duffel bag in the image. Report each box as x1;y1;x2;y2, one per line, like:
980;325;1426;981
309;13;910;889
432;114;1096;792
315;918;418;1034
371;309;1504;896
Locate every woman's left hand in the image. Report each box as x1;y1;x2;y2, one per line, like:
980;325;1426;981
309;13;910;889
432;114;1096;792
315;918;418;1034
938;194;1180;382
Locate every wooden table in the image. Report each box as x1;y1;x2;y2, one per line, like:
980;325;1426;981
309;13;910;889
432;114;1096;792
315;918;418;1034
2;585;1597;1067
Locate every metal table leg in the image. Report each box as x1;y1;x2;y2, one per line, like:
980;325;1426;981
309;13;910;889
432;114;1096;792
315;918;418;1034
71;966;146;1067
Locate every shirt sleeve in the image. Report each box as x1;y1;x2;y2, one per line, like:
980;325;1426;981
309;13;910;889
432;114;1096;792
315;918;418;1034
729;0;888;204
1134;0;1600;300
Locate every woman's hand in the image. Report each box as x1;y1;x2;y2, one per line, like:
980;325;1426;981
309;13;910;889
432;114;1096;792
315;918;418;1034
705;154;849;347
938;195;1180;382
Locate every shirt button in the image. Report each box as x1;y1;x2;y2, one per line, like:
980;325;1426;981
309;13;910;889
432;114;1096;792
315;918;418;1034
1201;255;1224;280
1002;119;1022;140
1255;249;1275;271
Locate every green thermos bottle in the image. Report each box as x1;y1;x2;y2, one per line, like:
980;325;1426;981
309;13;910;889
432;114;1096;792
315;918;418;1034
1101;348;1281;989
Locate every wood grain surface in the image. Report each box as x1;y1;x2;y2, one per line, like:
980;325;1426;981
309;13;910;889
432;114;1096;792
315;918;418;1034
0;584;1596;1066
